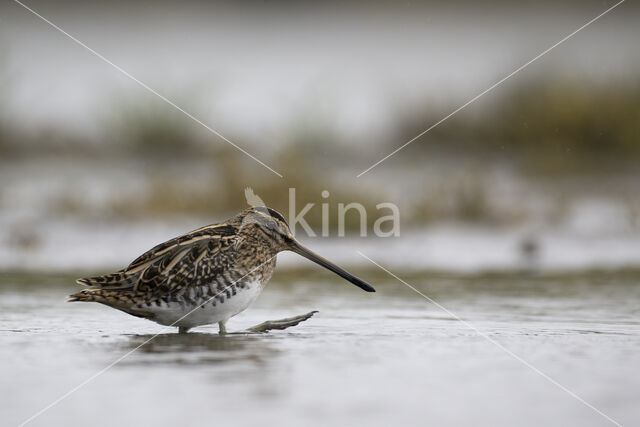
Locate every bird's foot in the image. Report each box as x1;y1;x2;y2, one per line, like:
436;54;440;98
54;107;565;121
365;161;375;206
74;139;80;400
239;311;319;334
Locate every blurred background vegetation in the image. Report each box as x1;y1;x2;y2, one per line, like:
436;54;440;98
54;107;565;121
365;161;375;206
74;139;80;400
1;75;638;227
0;0;639;271
394;77;640;174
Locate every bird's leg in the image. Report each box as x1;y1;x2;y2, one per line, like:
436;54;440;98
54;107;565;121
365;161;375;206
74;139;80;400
178;326;190;334
218;321;227;335
245;311;318;333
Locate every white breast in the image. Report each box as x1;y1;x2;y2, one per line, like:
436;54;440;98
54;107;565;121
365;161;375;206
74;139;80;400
149;280;264;329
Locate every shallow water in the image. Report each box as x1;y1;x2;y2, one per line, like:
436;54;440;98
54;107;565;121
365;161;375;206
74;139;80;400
1;270;639;427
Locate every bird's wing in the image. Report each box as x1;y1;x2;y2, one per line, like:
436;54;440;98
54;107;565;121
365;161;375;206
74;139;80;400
76;223;238;298
126;223;236;271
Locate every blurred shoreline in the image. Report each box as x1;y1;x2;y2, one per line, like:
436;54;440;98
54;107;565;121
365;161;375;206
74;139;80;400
2;217;640;274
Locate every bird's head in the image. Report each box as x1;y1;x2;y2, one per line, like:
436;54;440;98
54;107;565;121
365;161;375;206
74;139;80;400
236;206;375;293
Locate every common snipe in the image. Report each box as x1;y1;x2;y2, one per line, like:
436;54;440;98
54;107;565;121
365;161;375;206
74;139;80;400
69;207;375;333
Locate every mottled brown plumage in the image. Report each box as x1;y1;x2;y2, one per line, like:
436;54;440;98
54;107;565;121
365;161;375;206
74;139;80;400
69;207;374;333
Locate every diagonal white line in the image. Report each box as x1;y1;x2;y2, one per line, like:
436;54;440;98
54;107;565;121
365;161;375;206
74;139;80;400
12;0;283;178
18;255;278;427
357;0;626;177
356;250;622;427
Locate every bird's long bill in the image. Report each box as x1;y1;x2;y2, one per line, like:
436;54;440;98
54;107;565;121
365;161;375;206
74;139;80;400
289;241;375;292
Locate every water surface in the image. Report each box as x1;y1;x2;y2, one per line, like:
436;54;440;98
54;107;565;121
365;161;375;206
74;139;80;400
1;270;639;426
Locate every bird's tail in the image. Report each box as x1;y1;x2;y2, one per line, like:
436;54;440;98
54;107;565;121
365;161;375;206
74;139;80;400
69;271;138;303
67;288;103;302
75;271;138;289
67;288;153;320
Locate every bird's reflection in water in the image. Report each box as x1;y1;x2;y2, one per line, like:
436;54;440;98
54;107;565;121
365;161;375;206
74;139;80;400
118;332;282;368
